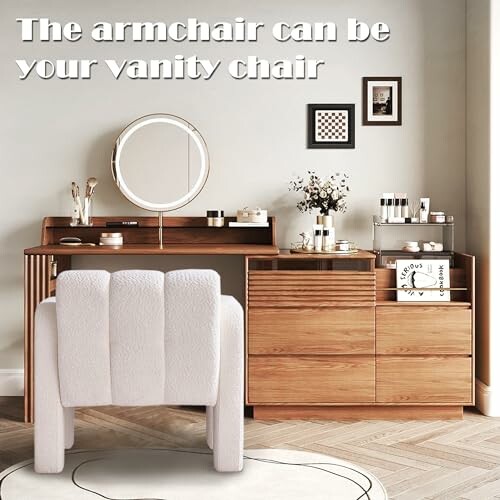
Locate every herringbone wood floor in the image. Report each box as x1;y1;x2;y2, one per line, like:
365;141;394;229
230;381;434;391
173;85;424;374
1;398;500;499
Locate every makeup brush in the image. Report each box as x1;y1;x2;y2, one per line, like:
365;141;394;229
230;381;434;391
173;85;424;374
74;184;85;223
86;177;98;198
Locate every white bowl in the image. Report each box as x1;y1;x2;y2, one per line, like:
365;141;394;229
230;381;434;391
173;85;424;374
402;246;420;253
404;241;419;248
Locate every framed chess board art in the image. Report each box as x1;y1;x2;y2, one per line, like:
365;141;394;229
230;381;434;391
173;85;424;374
307;104;355;149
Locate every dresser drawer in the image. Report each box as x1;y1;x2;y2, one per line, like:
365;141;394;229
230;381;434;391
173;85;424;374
376;307;472;355
376;356;472;404
248;355;375;404
248;308;374;355
248;271;375;308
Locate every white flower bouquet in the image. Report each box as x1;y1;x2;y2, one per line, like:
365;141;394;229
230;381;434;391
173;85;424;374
289;171;350;216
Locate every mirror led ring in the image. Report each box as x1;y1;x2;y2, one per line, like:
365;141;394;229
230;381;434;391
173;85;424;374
112;113;210;212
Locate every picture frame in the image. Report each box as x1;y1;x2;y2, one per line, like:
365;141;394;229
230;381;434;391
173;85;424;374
307;104;355;149
362;77;402;125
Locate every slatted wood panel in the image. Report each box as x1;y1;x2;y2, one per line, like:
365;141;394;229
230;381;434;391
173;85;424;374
248;271;376;307
248;355;375;403
377;307;472;355
376;357;473;404
24;255;51;423
248;308;375;354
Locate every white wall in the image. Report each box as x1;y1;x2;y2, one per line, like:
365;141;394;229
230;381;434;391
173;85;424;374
0;0;466;389
468;0;500;415
466;0;491;388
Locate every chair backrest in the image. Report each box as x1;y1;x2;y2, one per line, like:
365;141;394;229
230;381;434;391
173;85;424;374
55;269;221;408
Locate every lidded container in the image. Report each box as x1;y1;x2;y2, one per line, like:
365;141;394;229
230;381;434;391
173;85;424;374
207;210;225;227
236;207;267;224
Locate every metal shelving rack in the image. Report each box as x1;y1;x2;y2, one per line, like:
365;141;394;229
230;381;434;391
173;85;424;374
372;221;455;268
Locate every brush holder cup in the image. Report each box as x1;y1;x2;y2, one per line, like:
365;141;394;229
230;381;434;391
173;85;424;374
70;198;92;227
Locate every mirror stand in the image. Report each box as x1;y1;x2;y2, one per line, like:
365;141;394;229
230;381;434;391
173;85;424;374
111;114;210;238
158;211;163;249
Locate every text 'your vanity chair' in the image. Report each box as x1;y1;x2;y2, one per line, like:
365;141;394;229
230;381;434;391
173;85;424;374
34;269;244;473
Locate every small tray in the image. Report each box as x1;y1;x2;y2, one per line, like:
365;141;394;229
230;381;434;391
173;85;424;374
290;248;358;255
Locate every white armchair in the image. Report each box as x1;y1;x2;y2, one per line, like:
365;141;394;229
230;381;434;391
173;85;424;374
34;269;244;473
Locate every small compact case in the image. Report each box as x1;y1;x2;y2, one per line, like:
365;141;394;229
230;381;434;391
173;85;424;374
99;232;123;246
236;207;268;224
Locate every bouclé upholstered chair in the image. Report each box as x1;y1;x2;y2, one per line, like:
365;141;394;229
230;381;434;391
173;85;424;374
34;269;244;473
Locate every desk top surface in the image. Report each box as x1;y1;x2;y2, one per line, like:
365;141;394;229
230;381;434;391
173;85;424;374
24;244;280;256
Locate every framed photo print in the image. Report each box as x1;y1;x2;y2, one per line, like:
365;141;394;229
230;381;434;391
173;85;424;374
362;77;402;125
307;104;355;149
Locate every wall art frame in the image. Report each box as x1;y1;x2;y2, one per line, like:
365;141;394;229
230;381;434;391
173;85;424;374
307;104;355;149
362;77;402;126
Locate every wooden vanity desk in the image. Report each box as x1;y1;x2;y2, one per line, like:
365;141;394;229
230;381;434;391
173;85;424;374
25;218;475;423
23;216;278;423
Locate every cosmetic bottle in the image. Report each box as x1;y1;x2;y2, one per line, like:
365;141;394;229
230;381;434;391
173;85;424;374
380;199;388;222
322;228;334;251
394;198;401;218
313;224;323;251
401;198;409;219
322;215;335;243
419;198;430;223
387;199;394;221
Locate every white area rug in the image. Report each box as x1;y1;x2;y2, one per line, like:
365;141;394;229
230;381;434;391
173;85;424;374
0;448;387;500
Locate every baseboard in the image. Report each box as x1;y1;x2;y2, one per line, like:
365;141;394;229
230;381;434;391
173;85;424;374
0;369;24;396
475;379;500;416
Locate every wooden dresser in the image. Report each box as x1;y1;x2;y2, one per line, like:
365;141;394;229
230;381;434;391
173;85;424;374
245;250;474;419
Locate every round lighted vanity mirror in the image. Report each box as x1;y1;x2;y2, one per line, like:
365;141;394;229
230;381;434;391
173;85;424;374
111;114;209;212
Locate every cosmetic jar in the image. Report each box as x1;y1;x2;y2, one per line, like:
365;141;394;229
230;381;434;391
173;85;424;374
430;211;446;223
207;210;224;227
100;232;123;246
236;207;267;224
336;240;350;252
446;215;454;223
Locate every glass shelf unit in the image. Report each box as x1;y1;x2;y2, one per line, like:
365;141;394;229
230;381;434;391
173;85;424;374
373;221;455;268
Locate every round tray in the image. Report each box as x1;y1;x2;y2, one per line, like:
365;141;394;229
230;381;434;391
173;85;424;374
290;248;358;255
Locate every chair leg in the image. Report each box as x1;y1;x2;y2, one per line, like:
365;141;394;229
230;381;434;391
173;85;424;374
213;296;244;472
64;408;75;449
206;406;214;450
34;299;66;473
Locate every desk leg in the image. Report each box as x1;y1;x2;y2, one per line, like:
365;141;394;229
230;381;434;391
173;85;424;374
24;254;51;423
